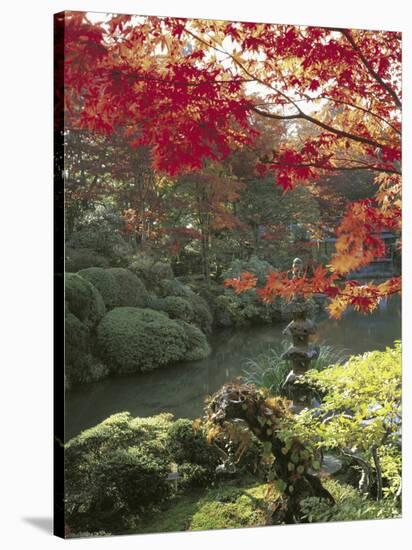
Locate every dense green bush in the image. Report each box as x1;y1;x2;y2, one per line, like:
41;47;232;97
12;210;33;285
213;294;243;327
146;292;166;311
165;419;219;486
166;419;217;465
96;307;188;373
68;211;132;261
65;412;174;533
65;273;106;328
215;256;282;326
65;247;109;272
65;311;108;387
106;268;148;308
87;448;172;528
77;267;118;309
164;296;194;322
159;278;194;298
150;261;174;282
222;255;274;285
188;293;213;334
178;321;211;361
287;343;401;505
128;254;156;285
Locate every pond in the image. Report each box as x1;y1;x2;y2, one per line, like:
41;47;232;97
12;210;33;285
65;295;401;440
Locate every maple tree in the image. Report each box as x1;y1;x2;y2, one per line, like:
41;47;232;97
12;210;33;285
60;11;401;317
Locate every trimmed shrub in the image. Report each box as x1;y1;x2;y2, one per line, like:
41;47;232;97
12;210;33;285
65;247;109;272
65;273;106;328
222;255;274;285
178;321;211;361
96;307;188;373
166;419;217;466
106;268;148;308
65;311;108;387
78;267;118;309
88;448;171;526
166;419;219;487
65;412;174;533
150;261;174;282
128;254;155;285
188;294;213;334
164;296;194;322
213;294;242;327
146;292;166;311
159;278;194;298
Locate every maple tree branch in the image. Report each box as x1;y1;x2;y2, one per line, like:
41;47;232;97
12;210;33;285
250;105;301;120
251;105;389;149
336;28;402;110
185;27;390;151
319;96;401;135
263;160;400;176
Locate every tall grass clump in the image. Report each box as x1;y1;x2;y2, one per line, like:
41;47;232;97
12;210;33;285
242;341;349;396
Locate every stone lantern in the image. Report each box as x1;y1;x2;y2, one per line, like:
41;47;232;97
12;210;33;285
281;258;319;411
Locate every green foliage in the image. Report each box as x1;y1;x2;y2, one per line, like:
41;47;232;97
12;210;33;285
166;419;218;474
77;267;118;309
222;255;274;285
127;254;155;284
65;273;106;328
212;257;283;326
178;321;211;361
288;342;401;501
159;277;194;298
213;294;243;327
68;208;133;261
96;307;188;373
300;479;400;523
65;412;174;533
164;296;194;322
146;292;166;311
106;268;148;308
65;311;108;387
65;247;109;272
243;341;348;395
150;261;174;283
87;447;171;528
187;293;213;334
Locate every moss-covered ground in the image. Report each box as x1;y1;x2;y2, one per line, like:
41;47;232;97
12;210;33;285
135;477;272;534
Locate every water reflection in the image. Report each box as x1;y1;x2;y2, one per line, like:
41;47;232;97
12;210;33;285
65;295;400;440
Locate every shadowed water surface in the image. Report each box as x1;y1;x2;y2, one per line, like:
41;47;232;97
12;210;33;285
65;295;400;440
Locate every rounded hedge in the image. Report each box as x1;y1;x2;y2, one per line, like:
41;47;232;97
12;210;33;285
65;273;106;328
159;278;194;298
65;247;109;272
96;307;188;373
165;419;219;487
163;296;194;322
150;261;174;282
106;268;148;308
188;294;213;334
90;448;171;517
78;267;118;309
179;321;211;361
146;293;166;311
65;311;108;387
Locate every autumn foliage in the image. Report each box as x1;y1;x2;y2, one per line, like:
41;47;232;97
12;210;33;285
59;11;401;318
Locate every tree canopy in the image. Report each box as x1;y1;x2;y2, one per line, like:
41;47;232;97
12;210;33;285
59;11;401;317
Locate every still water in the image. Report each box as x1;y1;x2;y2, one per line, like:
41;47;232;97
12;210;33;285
65;296;401;440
